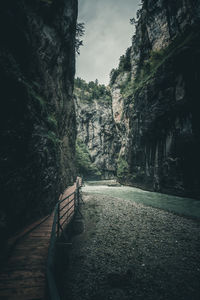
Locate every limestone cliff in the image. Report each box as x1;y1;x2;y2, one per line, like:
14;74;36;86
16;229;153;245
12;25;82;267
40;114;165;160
74;78;119;179
110;0;200;198
0;0;77;241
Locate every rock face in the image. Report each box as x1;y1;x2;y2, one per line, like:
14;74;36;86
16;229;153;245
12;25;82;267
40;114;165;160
74;79;119;179
110;0;200;198
0;0;77;241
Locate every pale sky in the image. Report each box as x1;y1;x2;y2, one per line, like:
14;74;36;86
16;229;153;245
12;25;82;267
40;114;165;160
76;0;141;85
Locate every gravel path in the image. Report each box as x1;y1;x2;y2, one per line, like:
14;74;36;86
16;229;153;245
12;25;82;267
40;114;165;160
60;192;200;300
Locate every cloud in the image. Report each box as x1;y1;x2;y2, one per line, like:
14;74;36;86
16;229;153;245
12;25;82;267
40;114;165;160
76;0;141;85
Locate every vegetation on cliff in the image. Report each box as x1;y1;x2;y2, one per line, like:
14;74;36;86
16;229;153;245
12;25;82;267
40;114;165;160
116;157;129;180
75;77;112;103
75;139;101;178
110;47;132;86
74;77;119;179
109;0;200;198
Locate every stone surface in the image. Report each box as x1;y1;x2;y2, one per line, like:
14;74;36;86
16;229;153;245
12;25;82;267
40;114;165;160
60;191;200;300
74;82;119;179
0;0;78;241
110;0;200;198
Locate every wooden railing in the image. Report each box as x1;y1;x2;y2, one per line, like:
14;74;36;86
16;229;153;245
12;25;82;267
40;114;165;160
47;177;82;300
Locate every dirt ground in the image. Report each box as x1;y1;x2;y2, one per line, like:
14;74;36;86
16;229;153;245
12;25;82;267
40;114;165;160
59;192;200;300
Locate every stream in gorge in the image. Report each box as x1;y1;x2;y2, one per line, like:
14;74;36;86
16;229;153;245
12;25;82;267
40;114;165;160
83;181;200;219
59;181;200;300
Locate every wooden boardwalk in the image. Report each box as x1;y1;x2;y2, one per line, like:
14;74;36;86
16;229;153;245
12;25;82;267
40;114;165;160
0;178;81;300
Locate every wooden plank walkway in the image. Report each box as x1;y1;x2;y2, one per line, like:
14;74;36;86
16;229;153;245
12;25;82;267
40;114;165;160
0;178;81;300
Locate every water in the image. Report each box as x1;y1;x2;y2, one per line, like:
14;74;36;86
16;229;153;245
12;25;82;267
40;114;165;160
83;181;200;219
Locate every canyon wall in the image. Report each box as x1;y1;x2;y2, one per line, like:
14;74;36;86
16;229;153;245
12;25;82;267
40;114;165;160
74;78;119;179
0;0;77;241
110;0;200;198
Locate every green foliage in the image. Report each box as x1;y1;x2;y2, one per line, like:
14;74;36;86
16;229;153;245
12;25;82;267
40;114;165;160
134;28;199;91
47;131;61;146
110;25;199;96
130;17;137;25
75;23;85;55
109;68;120;85
117;156;129;179
75;77;88;89
74;77;112;103
34;131;61;149
118;52;131;72
121;81;135;99
119;72;133;99
75;139;101;177
110;47;132;85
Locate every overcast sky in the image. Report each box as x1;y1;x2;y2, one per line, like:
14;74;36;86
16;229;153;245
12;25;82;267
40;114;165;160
76;0;141;85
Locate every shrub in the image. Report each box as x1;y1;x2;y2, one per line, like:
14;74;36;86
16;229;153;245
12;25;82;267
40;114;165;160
75;23;85;55
117;156;129;179
109;68;120;85
75;139;101;177
74;78;112;103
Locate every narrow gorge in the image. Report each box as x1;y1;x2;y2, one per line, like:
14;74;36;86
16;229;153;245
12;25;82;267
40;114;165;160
74;78;119;179
0;0;199;245
0;0;200;299
75;0;200;199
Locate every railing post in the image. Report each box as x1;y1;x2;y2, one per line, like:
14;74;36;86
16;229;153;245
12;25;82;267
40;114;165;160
74;179;80;215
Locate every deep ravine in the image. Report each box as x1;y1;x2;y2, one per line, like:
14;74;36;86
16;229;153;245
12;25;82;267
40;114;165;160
75;0;200;199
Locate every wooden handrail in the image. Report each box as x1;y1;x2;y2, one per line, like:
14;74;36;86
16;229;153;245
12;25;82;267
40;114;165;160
46;177;82;300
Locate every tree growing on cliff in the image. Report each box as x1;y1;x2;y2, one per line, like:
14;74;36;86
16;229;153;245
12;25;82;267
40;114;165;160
109;47;131;85
119;48;132;72
109;68;120;85
75;22;85;55
74;78;111;102
130;17;137;25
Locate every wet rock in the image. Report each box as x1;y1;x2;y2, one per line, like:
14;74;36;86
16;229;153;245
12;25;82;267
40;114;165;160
110;0;200;198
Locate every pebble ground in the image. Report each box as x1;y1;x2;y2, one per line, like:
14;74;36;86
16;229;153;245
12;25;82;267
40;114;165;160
60;193;200;300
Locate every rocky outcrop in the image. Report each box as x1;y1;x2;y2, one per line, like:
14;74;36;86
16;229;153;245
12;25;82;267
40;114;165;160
110;0;200;198
0;0;77;241
74;79;119;179
111;72;130;158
